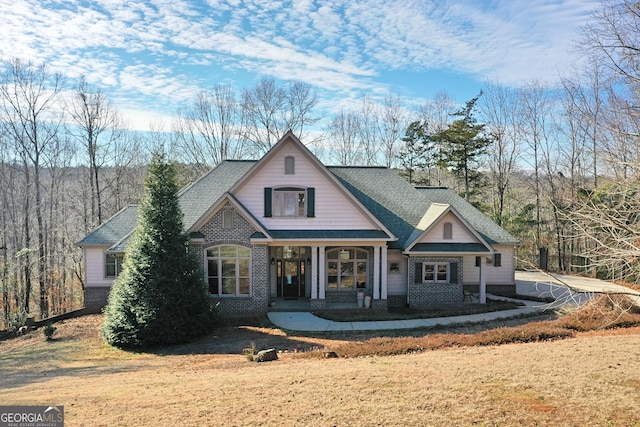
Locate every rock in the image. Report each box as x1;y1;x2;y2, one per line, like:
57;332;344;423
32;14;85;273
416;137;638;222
323;351;338;358
255;348;278;362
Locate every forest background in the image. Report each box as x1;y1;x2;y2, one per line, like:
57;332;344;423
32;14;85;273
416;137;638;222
1;0;639;327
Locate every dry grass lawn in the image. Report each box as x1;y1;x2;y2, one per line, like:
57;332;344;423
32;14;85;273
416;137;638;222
1;314;639;426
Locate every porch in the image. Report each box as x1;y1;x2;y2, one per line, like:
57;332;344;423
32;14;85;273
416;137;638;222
266;297;383;312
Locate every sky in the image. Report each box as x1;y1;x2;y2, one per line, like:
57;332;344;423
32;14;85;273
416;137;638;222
0;0;599;131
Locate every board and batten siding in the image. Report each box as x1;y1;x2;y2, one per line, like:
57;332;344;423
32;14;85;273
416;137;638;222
462;246;516;285
84;247;116;287
418;212;480;244
234;142;379;231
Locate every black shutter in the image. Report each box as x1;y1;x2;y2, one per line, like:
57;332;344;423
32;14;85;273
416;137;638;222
414;262;423;284
475;256;481;267
264;187;272;217
494;253;502;267
450;262;458;284
307;187;315;217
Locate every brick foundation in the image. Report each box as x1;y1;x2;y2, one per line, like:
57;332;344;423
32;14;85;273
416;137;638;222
83;287;111;313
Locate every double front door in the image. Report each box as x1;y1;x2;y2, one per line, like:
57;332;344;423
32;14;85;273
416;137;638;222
277;260;305;298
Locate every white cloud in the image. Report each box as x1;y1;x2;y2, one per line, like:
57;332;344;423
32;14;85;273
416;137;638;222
0;0;599;130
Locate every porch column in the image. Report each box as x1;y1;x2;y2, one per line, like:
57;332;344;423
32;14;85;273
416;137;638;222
319;245;326;299
311;245;318;299
479;255;487;304
380;245;388;299
373;245;381;299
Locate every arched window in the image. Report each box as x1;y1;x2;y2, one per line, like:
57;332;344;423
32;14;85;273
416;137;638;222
206;245;250;296
326;248;368;291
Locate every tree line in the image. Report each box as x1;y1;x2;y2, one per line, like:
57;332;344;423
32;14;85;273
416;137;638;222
1;0;639;327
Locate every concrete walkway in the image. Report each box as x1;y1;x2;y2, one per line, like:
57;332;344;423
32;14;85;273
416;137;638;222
267;271;640;332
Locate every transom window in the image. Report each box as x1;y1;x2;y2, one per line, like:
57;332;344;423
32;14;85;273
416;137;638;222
206;245;250;296
423;262;449;283
273;188;306;217
327;248;368;291
105;253;124;278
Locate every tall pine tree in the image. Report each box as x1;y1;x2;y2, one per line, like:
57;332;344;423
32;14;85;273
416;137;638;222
101;153;215;349
432;93;492;201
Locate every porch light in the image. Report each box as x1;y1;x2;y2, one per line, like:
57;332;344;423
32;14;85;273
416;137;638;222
307;257;311;265
271;257;276;265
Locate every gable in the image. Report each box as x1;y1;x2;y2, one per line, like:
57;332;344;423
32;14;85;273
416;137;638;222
232;134;386;232
418;211;482;244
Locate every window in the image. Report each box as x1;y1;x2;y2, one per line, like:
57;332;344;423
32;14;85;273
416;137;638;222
443;222;453;239
222;210;233;229
206;245;250;296
493;253;502;267
423;262;449;283
273;188;306;217
264;187;314;218
284;156;295;175
105;253;124;278
327;248;368;291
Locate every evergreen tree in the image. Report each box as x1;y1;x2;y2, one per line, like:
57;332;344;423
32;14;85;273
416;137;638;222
398;120;435;185
432;93;492;201
101;153;215;349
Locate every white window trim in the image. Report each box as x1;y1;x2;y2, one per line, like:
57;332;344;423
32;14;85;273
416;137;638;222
422;262;449;283
273;187;306;218
206;245;251;297
105;253;124;278
326;248;369;291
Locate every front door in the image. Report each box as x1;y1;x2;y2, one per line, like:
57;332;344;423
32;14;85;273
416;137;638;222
278;260;305;298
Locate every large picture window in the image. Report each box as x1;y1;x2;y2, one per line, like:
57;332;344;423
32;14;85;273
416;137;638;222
206;245;250;296
423;262;449;283
327;248;368;291
105;253;124;278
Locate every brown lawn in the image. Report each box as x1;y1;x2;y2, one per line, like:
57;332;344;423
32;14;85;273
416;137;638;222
1;314;639;426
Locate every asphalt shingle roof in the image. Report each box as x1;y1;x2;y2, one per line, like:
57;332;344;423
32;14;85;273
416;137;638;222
76;205;138;247
179;160;255;229
329;166;430;249
78;159;518;251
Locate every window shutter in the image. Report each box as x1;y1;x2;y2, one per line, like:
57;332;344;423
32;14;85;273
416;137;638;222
475;256;481;267
494;253;502;267
450;262;458;284
264;187;272;217
307;187;315;217
414;262;423;284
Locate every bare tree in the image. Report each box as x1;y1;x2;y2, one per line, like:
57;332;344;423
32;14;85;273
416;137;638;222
172;85;245;173
479;82;521;226
241;78;318;156
582;0;640;87
327;109;361;165
68;76;121;226
0;59;65;319
380;94;406;168
519;81;551;249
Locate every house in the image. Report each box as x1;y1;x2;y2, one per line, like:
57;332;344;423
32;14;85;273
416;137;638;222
77;131;519;317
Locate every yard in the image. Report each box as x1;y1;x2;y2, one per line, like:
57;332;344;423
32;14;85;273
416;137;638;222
1;313;639;426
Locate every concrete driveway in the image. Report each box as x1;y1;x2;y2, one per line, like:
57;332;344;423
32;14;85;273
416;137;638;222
515;270;640;308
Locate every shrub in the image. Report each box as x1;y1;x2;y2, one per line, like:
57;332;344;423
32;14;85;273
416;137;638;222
43;323;56;341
